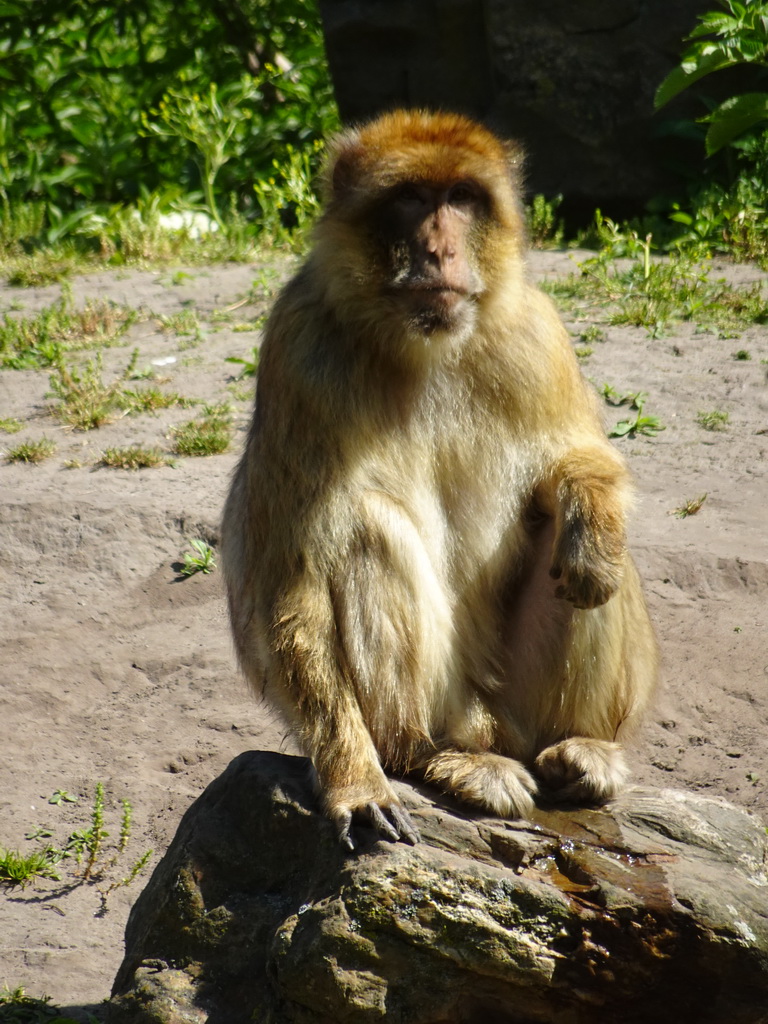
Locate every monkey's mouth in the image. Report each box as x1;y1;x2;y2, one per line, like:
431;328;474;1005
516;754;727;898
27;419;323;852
394;283;469;311
391;285;475;336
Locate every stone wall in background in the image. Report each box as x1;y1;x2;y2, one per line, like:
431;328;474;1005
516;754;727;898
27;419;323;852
318;0;725;219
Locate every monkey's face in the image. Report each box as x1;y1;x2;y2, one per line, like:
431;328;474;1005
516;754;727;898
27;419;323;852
373;180;486;338
316;111;526;355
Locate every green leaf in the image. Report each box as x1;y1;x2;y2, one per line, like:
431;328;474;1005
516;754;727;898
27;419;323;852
689;13;741;37
49;788;77;804
704;92;768;152
655;51;735;108
609;420;633;438
636;416;665;436
735;36;768;61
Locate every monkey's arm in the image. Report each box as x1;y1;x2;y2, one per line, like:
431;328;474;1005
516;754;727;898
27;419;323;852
534;443;631;610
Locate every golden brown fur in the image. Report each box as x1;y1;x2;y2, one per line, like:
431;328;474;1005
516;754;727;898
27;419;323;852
221;110;658;847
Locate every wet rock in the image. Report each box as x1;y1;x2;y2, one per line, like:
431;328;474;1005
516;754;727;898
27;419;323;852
108;751;768;1024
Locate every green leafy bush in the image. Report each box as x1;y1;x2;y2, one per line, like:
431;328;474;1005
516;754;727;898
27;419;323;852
0;0;337;251
656;0;768;153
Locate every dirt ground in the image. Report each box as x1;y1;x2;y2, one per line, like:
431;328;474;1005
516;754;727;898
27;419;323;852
1;250;766;1017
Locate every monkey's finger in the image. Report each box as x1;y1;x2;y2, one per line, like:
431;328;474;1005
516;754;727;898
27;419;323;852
366;802;401;843
335;810;356;852
389;803;420;845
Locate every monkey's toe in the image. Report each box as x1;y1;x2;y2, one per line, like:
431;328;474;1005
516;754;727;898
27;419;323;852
366;801;420;845
334;800;420;851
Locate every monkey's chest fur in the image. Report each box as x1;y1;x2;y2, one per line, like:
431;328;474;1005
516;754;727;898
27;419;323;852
288;366;560;765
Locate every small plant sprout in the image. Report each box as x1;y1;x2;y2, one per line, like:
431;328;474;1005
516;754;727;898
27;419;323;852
226;345;260;377
600;384;648;408
671;493;708;519
97;848;153;915
609;393;665;438
5;782;154;909
574;345;593;359
0;847;62;887
0;417;22;433
181;539;217;576
253;142;322;241
697;409;730;431
171;403;232;456
526;193;564;248
733;349;751;360
99;446;172;470
49;789;77;805
48;349;139;430
118;799;133;853
579;324;605;343
5;437;57;463
81;781;108;879
0;986;80;1024
119;386;194;415
25;827;53;841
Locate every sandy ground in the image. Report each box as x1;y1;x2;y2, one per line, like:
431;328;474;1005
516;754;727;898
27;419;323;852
0;251;766;1017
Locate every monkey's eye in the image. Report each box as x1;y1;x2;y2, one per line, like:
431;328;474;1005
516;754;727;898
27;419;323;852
449;183;478;206
395;184;425;205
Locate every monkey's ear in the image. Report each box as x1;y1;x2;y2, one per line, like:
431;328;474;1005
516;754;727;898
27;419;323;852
502;139;526;186
324;129;367;201
332;147;362;196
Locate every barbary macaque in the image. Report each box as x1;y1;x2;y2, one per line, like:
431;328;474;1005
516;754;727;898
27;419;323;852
221;109;658;849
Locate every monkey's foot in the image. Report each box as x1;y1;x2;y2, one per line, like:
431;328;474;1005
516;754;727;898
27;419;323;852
325;784;420;852
534;737;628;803
422;750;538;819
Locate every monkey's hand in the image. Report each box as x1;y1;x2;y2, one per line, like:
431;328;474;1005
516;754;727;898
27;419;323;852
549;511;626;610
540;449;630;610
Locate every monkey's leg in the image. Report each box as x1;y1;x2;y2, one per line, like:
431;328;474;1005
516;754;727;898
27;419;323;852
501;510;656;807
419;748;538;819
309;699;421;850
530;557;657;805
281;675;420;850
263;575;421;851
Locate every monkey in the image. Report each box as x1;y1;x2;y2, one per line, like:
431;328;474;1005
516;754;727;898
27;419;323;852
221;109;658;850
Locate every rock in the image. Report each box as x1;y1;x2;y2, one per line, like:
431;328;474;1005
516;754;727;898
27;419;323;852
108;751;768;1024
318;0;731;218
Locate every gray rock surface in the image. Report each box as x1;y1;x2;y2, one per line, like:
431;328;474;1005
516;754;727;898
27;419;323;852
108;751;768;1024
318;0;729;216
